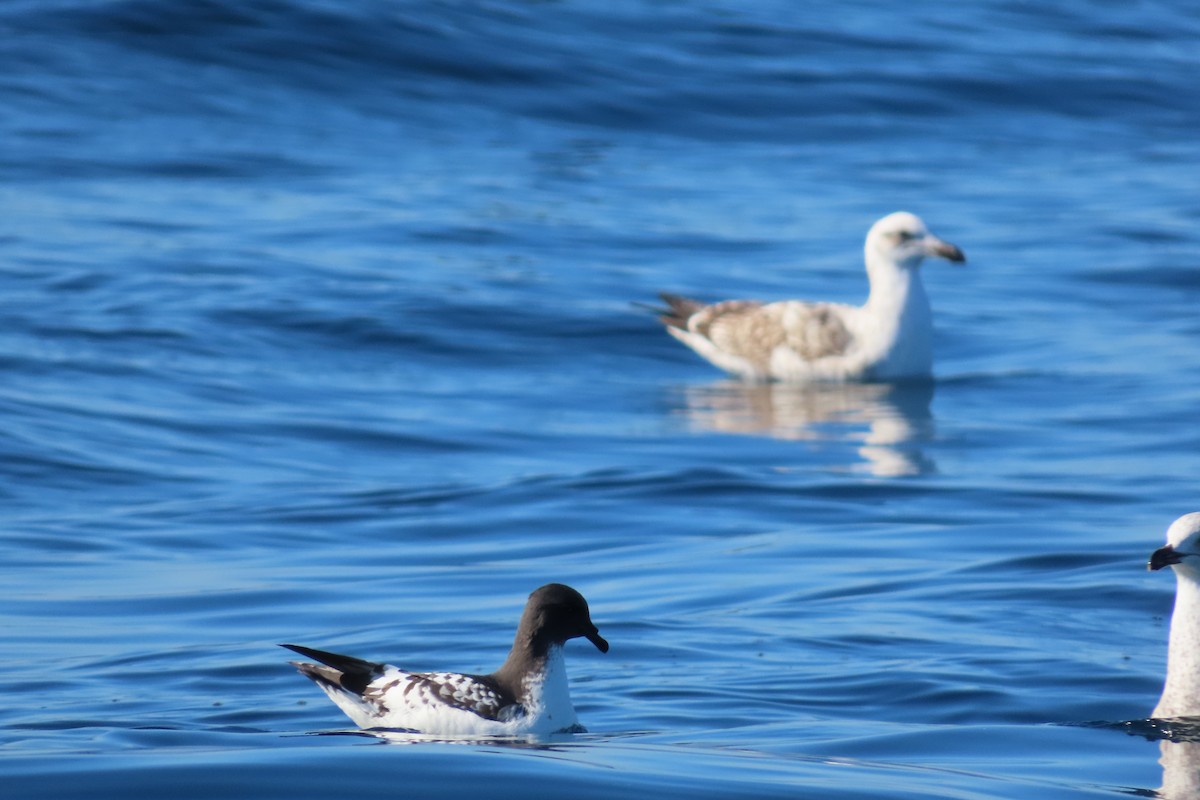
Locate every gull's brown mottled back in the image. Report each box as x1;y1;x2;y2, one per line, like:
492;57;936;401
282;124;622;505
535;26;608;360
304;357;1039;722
648;212;965;382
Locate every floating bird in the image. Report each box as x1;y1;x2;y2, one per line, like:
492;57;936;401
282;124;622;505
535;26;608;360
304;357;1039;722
1149;513;1200;718
651;211;965;382
282;583;608;735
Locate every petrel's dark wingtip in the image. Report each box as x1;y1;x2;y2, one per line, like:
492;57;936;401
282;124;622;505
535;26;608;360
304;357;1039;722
279;643;316;658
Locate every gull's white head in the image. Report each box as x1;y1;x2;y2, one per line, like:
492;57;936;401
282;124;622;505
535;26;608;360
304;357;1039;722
1149;512;1200;576
865;211;966;270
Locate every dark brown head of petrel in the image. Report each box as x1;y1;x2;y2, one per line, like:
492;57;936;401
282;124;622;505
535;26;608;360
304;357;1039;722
518;582;609;654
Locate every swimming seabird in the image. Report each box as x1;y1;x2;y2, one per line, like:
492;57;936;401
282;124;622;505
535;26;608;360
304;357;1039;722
1149;513;1200;718
652;211;966;382
282;583;608;735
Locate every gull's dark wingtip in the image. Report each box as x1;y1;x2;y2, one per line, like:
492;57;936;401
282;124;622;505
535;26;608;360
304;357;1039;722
653;292;703;330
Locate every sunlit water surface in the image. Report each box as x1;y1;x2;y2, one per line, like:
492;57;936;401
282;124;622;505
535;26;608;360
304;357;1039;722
3;1;1200;797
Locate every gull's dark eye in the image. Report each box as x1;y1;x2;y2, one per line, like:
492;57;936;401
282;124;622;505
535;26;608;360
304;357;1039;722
895;230;917;242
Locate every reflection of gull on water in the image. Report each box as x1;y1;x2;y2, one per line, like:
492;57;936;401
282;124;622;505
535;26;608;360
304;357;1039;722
675;380;935;477
1105;718;1200;797
1159;739;1200;798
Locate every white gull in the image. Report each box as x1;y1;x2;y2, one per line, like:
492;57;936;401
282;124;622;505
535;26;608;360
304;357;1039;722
1149;513;1200;718
652;211;966;383
282;583;608;735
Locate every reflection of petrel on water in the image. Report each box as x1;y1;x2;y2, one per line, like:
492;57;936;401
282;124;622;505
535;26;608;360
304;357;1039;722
672;380;935;477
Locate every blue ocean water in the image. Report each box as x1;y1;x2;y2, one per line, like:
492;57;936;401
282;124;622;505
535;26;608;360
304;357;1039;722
3;0;1200;796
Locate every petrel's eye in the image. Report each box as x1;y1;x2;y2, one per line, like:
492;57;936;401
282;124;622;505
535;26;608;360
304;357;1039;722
895;230;917;242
